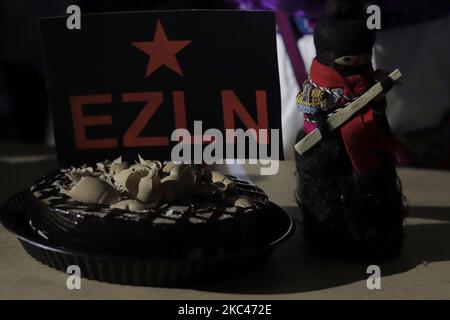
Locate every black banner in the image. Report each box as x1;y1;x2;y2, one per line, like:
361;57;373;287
40;10;282;165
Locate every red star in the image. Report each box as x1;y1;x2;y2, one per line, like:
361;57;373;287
131;19;191;77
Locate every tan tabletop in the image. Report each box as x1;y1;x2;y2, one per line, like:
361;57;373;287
1;142;450;299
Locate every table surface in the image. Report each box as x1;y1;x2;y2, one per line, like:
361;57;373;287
1;142;450;299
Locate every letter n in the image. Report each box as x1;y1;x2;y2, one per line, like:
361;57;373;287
221;90;269;143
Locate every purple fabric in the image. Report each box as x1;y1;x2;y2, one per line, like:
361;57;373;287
276;10;307;86
231;0;450;27
233;0;323;17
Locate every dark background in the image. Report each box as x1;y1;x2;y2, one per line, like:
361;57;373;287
1;0;450;167
40;10;281;164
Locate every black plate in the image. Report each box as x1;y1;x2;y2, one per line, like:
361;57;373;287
1;192;294;287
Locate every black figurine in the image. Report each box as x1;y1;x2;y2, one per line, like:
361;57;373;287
295;0;407;259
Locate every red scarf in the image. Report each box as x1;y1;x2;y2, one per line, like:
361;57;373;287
305;59;397;173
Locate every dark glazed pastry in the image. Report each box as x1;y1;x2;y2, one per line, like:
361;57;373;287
28;157;269;258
